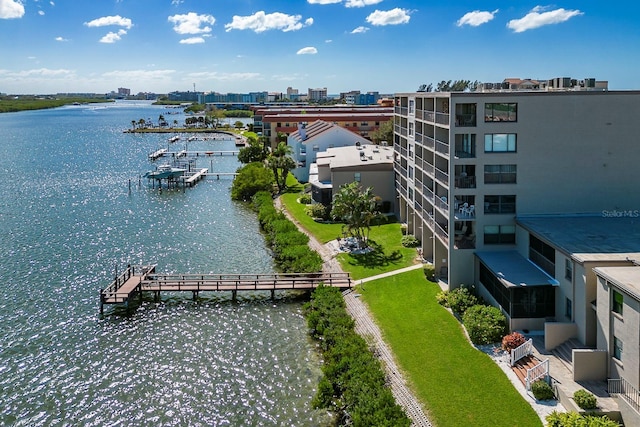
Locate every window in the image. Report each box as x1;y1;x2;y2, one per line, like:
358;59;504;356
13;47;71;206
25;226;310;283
409;99;415;114
485;103;517;122
565;298;572;319
312;145;319;152
484;195;516;214
484;164;517;184
483;225;516;244
529;235;555;276
565;259;573;281
485;134;517;152
613;290;623;315
409;122;414;136
613;336;623;361
354;172;361;182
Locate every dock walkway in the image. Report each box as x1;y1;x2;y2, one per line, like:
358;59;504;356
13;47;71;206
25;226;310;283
100;266;351;313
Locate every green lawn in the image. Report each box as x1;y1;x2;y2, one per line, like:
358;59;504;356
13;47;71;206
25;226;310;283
359;269;542;427
280;190;417;280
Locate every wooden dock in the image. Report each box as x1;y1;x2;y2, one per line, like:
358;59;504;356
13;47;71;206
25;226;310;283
150;150;239;159
100;265;351;314
182;168;208;186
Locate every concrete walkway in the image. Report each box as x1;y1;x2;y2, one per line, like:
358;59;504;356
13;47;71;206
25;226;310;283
274;197;432;426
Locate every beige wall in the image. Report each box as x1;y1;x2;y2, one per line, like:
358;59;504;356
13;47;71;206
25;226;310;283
545;322;578;350
573;349;608;381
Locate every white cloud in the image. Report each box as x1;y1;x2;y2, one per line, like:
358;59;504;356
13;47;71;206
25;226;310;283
38;10;44;16
366;8;411;26
0;0;24;19
179;37;206;44
168;12;215;35
351;26;369;34
15;68;74;77
102;69;176;82
100;29;127;43
84;15;133;30
507;6;583;33
346;0;383;7
457;9;498;27
307;0;341;4
297;46;317;55
187;71;262;81
225;11;312;33
55;36;68;42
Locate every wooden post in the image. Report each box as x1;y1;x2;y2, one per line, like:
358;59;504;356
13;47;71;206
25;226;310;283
232;290;237;301
270;289;275;300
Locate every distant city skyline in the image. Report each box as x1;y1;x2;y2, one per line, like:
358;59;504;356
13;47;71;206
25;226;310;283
1;0;639;94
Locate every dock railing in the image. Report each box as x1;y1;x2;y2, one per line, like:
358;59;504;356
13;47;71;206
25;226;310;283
525;359;550;390
609;377;640;415
510;338;533;366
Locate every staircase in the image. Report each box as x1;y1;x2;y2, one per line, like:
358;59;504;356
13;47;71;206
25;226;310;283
512;355;541;386
551;338;585;371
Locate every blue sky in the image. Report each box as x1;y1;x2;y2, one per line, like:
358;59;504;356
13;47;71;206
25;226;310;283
1;0;638;95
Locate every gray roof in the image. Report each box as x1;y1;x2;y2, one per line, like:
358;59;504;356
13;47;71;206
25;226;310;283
476;251;559;287
516;215;640;263
594;266;640;301
322;144;394;169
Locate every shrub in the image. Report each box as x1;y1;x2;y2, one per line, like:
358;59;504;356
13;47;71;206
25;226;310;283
401;234;420;247
400;224;408;235
502;332;527;353
423;265;435;282
231;162;274;200
531;379;554;401
436;287;479;316
462;305;507;344
305;203;328;220
546;411;619;427
299;193;312;204
573;389;597;410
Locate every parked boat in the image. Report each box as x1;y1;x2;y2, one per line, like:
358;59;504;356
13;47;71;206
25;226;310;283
144;164;186;179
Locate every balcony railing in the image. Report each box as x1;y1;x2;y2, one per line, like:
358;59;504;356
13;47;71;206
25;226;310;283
422;135;435;150
435;140;449;157
454;149;476;159
434;195;449;214
455;175;476;189
422;161;434;176
435;167;449;186
435;112;450;125
529;249;555;277
609;377;640;415
395;106;408;116
455;114;476;127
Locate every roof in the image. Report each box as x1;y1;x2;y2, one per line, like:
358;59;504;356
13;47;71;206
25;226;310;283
476;251;559;287
594;266;640;301
289;119;370;145
516;215;640;263
321;144;394;169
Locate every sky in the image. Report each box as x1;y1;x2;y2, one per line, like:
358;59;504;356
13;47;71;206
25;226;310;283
1;0;639;95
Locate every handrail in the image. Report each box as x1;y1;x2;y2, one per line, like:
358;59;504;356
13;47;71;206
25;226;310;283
609;377;640;415
525;359;549;390
510;338;533;366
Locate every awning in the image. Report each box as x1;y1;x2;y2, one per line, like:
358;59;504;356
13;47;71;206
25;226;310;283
475;251;559;288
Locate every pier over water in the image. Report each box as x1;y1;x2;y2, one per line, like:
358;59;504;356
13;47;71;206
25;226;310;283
100;265;352;314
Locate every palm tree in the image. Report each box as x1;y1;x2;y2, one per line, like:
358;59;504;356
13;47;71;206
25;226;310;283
267;142;296;193
331;182;382;248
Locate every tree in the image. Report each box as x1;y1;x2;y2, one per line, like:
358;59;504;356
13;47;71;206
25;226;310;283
238;136;268;164
331;182;383;248
370;118;393;144
417;83;433;92
234;120;244;130
231;162;274;201
267;142;296;193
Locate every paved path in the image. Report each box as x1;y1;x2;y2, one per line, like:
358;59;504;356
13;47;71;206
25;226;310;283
275;197;432;427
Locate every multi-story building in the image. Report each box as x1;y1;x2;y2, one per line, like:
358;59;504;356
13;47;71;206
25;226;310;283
254;105;393;148
393;79;639;297
308;87;328;102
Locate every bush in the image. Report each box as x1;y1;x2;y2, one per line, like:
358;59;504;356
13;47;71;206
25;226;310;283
305;203;328;220
436;287;479;316
462;305;507;344
531;379;554;400
573;389;597;410
401;234;420;248
400;224;408;235
299;194;312;204
231;162;274;200
502;332;527;353
423;265;435;282
546;411;619;427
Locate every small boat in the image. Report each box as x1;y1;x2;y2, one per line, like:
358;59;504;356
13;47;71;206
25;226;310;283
144;164;187;179
235;136;245;147
168;136;180;143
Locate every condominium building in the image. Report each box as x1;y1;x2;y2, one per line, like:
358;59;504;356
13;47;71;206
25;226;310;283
393;83;640;315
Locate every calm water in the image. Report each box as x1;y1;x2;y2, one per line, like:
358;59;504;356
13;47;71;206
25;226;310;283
0;101;331;426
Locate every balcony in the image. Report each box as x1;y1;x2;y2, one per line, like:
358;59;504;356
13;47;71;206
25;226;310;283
435;112;449;125
455;175;476;189
455;114;476;127
422;135;435;150
434;195;449;214
435;167;449;186
435;139;449;158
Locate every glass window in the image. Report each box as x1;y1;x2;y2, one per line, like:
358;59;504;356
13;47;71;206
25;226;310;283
484;164;517;184
484;224;516;244
613;290;623;315
354;172;361;182
613;336;623;360
409;99;415;114
565;259;573;281
565;298;572;319
485;103;517;122
484;195;516;214
312;145;319;152
485;134;516;152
